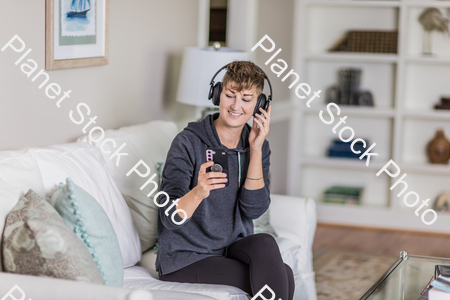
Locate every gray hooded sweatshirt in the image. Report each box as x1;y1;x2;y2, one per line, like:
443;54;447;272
156;112;271;275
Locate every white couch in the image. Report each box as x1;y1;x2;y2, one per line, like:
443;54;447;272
0;120;317;300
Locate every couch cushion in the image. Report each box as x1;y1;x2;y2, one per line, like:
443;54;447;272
2;190;104;284
78;120;179;252
140;237;303;282
29;142;141;268
0;150;46;272
123;266;250;300
139;248;159;279
50;178;123;286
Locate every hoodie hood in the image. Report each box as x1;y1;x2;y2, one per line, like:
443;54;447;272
184;112;250;154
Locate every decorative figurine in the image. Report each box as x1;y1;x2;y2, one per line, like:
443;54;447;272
356;91;374;106
433;192;450;212
418;8;449;55
426;129;450;164
325;68;374;106
325;86;340;104
434;97;450;110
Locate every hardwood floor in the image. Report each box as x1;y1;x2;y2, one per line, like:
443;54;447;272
313;223;450;259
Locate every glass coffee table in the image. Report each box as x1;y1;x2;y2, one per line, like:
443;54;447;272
361;251;450;300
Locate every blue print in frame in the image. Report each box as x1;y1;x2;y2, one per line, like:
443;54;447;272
45;0;109;70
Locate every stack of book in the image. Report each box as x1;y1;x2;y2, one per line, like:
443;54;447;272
338;68;361;105
327;139;368;159
322;186;363;205
419;265;450;300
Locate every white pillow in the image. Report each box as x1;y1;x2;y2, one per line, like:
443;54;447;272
77;120;179;252
0;150;46;272
29;142;141;268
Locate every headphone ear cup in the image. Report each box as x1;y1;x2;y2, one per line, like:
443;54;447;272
253;93;267;116
208;84;214;100
262;95;270;112
211;82;222;106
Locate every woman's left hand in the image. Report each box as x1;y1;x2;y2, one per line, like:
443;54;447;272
249;104;271;152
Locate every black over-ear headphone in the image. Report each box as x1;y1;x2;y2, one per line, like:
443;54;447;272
208;63;273;117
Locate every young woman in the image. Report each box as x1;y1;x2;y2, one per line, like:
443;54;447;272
156;61;294;299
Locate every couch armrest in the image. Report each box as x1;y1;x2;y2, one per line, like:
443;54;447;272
270;194;318;300
270;194;317;270
0;272;151;300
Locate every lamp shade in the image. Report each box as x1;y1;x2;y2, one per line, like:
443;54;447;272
176;47;249;107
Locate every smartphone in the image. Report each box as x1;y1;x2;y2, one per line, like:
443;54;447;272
206;148;229;187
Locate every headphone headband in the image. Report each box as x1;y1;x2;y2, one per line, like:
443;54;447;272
209;63;273;101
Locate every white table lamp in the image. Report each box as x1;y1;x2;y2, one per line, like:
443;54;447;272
176;45;249;109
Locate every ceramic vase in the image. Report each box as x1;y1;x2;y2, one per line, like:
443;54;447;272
427;129;450;164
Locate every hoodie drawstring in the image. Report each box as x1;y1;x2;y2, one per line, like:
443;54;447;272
238;152;241;188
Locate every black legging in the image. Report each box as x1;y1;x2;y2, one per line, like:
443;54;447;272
159;233;294;300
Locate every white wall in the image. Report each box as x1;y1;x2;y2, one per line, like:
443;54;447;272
0;0;200;151
256;0;295;103
257;0;295;194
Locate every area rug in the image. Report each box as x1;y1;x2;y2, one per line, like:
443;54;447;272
313;249;398;300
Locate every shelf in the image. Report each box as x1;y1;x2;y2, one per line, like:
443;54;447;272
403;110;450;121
317;202;450;234
305;106;395;118
405;56;450;65
318;202;388;211
304;1;401;8
305;52;398;63
401;162;450;176
302;156;387;171
290;0;450;232
406;1;450;8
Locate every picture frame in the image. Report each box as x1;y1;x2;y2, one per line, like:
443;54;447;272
45;0;109;70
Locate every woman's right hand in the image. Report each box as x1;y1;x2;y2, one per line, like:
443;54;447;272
194;161;228;200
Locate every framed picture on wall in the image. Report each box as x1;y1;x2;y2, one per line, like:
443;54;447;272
45;0;109;70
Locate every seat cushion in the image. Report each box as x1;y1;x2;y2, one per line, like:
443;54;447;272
2;190;104;284
50;178;124;286
138;237;303;299
78;120;179;252
29;142;141;268
123;266;250;300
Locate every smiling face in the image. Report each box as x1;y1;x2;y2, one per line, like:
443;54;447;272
218;81;258;129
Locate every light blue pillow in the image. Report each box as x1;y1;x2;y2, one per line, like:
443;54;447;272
50;178;124;286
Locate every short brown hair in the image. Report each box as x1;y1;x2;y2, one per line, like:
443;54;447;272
222;61;265;96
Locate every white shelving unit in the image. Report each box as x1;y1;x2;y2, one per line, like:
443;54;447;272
287;0;450;233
